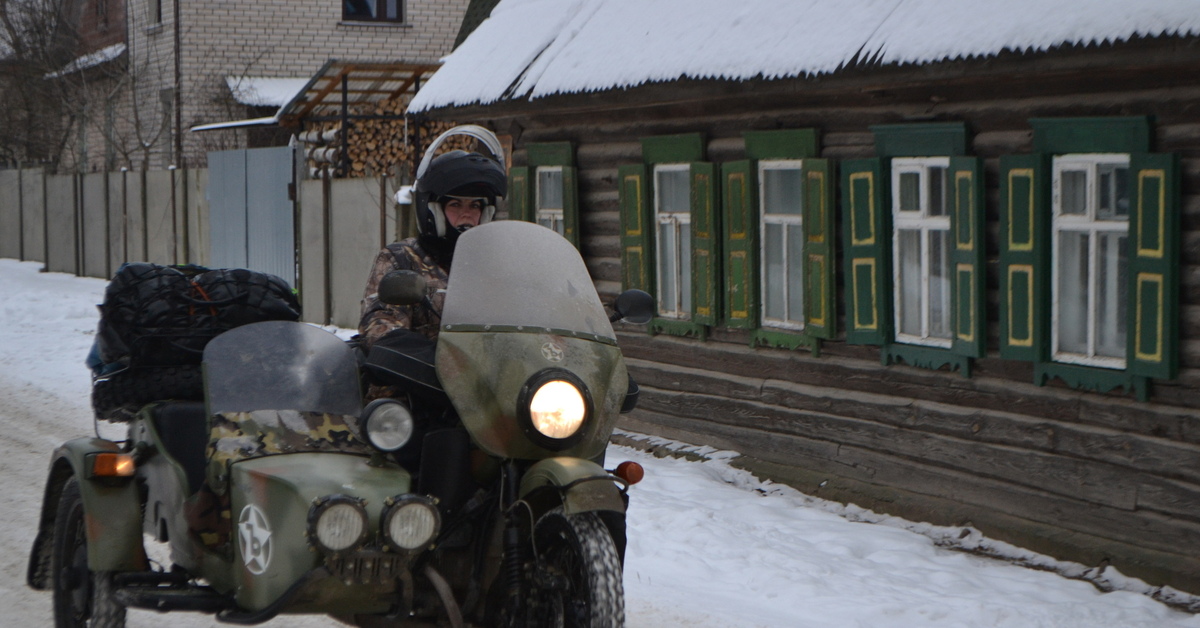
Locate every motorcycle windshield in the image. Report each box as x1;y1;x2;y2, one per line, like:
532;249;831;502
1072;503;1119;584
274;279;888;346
203;321;362;416
442;221;615;341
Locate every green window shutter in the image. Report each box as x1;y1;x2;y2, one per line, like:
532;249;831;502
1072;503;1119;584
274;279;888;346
802;158;835;339
618;163;652;293
841;158;889;345
722;160;758;329
997;154;1049;361
507;166;532;222
1127;153;1181;380
949;156;985;358
691;162;721;326
561;165;580;249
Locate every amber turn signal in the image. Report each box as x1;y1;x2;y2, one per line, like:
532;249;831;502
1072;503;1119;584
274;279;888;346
91;453;136;477
613;461;644;486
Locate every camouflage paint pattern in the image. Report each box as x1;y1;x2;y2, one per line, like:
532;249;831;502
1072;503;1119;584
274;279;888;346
359;238;449;346
228;453;415;613
205;409;373;493
436;330;629;461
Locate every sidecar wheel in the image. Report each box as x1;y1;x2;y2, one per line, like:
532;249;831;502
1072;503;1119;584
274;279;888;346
51;477;127;628
531;509;624;628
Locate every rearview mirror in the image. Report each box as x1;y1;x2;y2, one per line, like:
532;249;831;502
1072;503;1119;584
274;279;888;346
378;270;427;306
611;289;654;325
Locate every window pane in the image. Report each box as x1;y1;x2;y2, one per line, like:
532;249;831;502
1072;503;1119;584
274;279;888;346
787;224;805;324
929;229;951;339
764;223;784;320
657;169;689;214
763;168;803;216
657;222;676;314
1098;164;1130;219
1096;232;1128;358
1057;231;1089;354
680;221;692;314
386;0;399;19
898;172;920;212
538;170;563;210
1061;170;1087;215
929;167;948;217
897;229;921;337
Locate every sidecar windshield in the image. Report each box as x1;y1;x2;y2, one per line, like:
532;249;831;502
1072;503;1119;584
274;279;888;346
442;221;615;341
203;321;362;415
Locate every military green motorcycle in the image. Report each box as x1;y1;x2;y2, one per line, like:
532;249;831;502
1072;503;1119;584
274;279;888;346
26;219;652;627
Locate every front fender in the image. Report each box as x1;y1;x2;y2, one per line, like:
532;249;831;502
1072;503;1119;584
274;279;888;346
27;438;147;587
519;457;626;517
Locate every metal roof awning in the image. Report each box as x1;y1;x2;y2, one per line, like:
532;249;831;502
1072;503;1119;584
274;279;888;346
191;59;441;133
276;59;442;126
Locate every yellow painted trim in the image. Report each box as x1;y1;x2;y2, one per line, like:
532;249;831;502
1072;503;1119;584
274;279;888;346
622;174;643;237
727;171;748;240
1007;168;1034;252
729;250;749;319
807;170;826;244
1134;272;1165;363
1006;264;1034;347
695;248;712;317
693;171;712;239
807;253;827;327
851;258;878;331
955;170;974;251
849;171;876;247
624;247;645;288
955;263;974;343
1136;169;1166;259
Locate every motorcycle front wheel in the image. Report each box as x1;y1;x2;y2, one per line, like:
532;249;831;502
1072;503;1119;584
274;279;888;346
530;508;625;628
51;477;127;628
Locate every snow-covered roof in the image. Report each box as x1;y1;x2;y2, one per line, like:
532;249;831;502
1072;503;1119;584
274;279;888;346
409;0;1200;112
44;43;126;79
225;76;311;108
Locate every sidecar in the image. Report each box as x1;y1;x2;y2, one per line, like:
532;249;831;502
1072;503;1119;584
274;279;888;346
27;321;445;626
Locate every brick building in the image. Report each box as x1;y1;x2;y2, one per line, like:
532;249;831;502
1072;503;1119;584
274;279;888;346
56;0;468;171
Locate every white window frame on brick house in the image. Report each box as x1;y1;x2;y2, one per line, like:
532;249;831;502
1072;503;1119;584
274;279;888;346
891;156;953;349
1050;153;1131;370
343;0;405;24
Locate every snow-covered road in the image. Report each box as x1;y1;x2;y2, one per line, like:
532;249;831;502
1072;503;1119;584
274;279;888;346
1;258;1196;627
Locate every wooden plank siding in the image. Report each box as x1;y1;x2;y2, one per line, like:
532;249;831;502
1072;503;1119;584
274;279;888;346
442;38;1200;592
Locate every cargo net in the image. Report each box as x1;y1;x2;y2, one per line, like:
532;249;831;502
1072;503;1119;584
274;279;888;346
90;263;301;422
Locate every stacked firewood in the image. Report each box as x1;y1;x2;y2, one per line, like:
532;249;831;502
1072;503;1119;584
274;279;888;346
302;96;470;179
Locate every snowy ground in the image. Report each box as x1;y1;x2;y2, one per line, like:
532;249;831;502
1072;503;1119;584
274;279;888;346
1;257;1198;627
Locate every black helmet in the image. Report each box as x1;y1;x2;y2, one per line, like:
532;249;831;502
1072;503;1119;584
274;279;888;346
414;150;507;238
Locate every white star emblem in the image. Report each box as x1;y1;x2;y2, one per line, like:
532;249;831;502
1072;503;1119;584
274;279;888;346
541;342;565;362
238;505;273;575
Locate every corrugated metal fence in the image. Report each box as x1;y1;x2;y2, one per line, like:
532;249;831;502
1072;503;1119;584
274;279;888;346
0;151;409;330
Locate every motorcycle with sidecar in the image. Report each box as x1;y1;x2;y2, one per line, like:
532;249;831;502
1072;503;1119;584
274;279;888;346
26;217;654;627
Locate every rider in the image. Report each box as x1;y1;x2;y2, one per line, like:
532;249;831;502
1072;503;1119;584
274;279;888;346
359;148;507;348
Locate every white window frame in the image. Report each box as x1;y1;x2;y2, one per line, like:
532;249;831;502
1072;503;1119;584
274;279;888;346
891;157;953;349
654;164;691;320
535;166;565;237
758;160;805;331
1051;153;1130;370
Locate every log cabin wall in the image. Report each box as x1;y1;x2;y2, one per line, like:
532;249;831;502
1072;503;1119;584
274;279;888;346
438;37;1200;593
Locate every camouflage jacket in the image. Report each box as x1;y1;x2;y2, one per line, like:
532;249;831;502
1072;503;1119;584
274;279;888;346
359;238;449;347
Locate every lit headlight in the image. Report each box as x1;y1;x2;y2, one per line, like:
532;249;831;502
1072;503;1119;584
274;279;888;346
307;495;369;555
530;381;586;439
518;369;593;450
381;496;440;552
361;399;415;452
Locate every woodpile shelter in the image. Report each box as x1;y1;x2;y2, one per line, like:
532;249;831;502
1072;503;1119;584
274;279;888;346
410;0;1200;597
